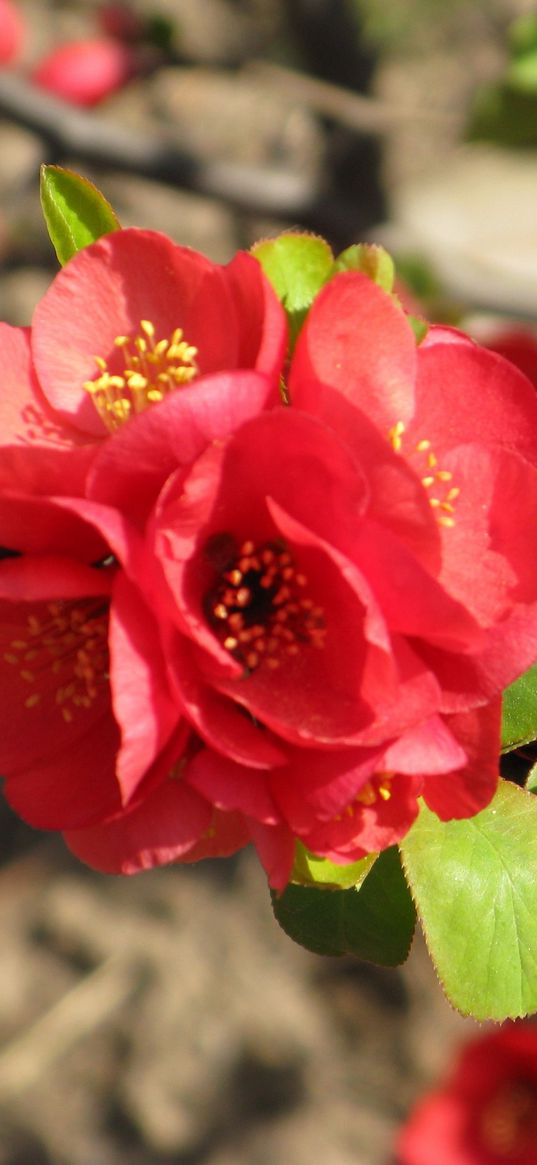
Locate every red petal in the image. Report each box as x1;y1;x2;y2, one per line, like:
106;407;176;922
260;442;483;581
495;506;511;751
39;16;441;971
32;230;240;434
87;370;276;526
109;572;182;803
187;748;280;824
422;701;501;819
64;779;211;873
225;250;288;380
410;339;537;462
289;271;417;431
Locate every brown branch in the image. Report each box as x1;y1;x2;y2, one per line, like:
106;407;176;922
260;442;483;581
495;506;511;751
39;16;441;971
0;71;319;217
247;61;460;136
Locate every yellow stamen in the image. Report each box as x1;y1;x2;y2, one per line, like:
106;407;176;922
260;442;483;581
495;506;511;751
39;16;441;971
84;319;199;432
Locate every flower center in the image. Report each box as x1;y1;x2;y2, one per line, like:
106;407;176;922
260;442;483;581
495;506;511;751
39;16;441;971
335;773;393;819
204;534;326;673
388;421;459;528
4;600;109;723
479;1079;537;1156
84;319;199;432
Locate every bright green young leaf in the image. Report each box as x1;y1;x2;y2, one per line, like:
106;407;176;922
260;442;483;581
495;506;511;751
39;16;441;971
401;781;537;1019
251;233;334;346
291;842;377;890
272;847;416;965
501;662;537;751
40;165;121;266
333;243;395;294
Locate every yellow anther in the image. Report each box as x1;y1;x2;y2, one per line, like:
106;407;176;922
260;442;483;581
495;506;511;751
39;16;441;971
84;319;199;431
421;475;435;488
388;420;406;451
438;515;456;528
427;452;437;468
415;438;431;452
435;470;453;482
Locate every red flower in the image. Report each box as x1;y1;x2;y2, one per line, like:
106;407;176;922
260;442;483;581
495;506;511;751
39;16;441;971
32;38;139;107
0;0;24;65
397;1024;537;1165
481;324;537;391
3;260;537;888
0;228;286;548
0;230;285;874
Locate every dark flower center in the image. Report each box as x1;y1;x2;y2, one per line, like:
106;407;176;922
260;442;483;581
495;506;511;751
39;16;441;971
204;534;325;673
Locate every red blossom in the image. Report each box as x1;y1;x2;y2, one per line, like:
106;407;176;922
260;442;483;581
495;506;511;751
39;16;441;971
0;0;24;65
32;38;139;107
2;259;537;886
397;1024;537;1165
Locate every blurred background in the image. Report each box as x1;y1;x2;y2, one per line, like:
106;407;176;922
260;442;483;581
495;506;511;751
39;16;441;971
0;1;535;1162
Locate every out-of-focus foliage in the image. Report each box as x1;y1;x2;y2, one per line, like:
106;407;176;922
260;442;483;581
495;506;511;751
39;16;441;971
468;12;537;145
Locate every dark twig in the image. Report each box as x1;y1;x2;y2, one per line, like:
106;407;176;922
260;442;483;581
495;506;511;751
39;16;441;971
0;72;319;217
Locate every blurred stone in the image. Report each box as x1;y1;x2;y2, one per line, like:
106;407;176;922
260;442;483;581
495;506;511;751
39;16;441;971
150;65;323;175
386;145;537;314
98;170;239;261
0;267;51;325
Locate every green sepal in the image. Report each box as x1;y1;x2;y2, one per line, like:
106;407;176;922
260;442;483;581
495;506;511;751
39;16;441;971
291;841;377;890
40;165;121;266
501;662;537;751
251;233;334;348
526;763;537;793
333;242;395;294
272;846;416;965
401;781;537;1019
406;315;429;344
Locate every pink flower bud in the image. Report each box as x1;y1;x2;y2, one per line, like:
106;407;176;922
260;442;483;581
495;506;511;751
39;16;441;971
32;37;137;107
0;0;25;65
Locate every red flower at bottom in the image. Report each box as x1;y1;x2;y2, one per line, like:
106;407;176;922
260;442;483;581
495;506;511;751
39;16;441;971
397;1025;537;1165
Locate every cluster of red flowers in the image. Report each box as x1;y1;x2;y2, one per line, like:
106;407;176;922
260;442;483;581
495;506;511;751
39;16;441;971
397;1024;537;1165
2;227;537;886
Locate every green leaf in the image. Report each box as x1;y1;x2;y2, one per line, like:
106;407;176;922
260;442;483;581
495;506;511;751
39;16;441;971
291;842;377;890
272;846;416;965
40;165;121;266
333;243;395;294
501;662;537;751
251;233;334;346
401;781;537;1019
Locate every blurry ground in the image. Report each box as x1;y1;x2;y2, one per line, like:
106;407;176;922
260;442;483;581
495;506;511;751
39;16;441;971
0;1;534;1163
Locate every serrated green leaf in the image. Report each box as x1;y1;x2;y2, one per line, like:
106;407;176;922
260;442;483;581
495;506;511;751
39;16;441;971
501;662;537;751
401;781;537;1019
333;243;395;294
272;847;416;965
40;165;121;266
291;842;377;889
251;233;334;346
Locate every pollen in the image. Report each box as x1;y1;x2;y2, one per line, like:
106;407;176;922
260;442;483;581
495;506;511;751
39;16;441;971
84;319;199;432
203;534;326;674
4;600;109;723
388;420;460;529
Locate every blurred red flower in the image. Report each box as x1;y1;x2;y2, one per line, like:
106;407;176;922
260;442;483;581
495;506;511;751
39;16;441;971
32;38;139;107
397;1024;537;1165
0;0;24;65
